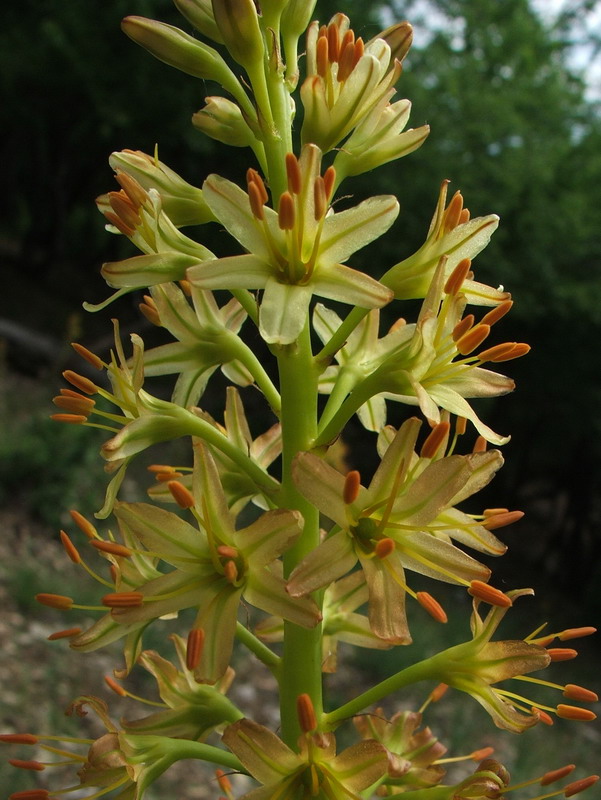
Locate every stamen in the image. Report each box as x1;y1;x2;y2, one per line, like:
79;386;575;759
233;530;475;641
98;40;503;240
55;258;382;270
297;693;317;733
139;300;161;326
47;627;82;641
223;560;239;583
558;627;596;641
468;580;512;608
105;675;127;697
563;685;598;703
452;314;475;341
53;394;95;414
246;169;268;204
456;416;467;435
455;323;490;355
420;421;450;458
340;29;355;52
337;40;356;82
352;38;365;68
343;470;361;504
323;166;336;199
187;628;205;670
478;343;519;363
416;591;448;623
168;480;195;509
419;682;448;713
444;258;472;295
374;538;395;558
458;208;470;224
248;180;266;220
443;191;464;232
51;413;86;424
216;769;233;795
62;370;98;395
480;300;514;326
60;531;81;563
278;192;295;230
556;705;596;722
564;776;600;797
114;170;147;206
547;648;578;662
316;34;329;77
483;510;524;530
104;210;135;236
9;792;50;800
471;747;495;761
541;766;577;786
90;540;133;558
0;734;38;744
314;176;328;221
217;545;239;559
472;436;487;453
36;593;73;610
532;707;554;725
70;510;98;539
102;592;144;608
71;342;104;370
285;153;302;195
490;343;531;362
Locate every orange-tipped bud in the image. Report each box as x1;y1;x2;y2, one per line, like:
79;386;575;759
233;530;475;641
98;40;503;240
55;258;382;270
71;342;104;370
186;628;205;671
444;258;472;295
90;540;133;558
482;510;524;530
558;627;597;641
420;422;450;458
297;693;317;733
563;684;598;703
472;436;487;453
470;746;495;762
468;580;512;608
167;480;195;509
541;765;576;786
430;683;448;702
62;370;98;395
416;592;448;623
556;705;597;722
374;538;396;559
278;192;295;230
564;775;600;797
60;531;81;564
532;707;554;726
0;734;38;745
102;592;144;608
51;413;87;424
69;509;97;539
285;153;302;195
452;314;475;342
547;648;578;662
47;627;82;641
343;470;361;504
36;593;73;610
455;323;490;355
480;300;514;327
104;675;127;697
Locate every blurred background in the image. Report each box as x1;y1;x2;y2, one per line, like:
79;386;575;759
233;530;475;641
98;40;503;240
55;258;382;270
1;0;600;796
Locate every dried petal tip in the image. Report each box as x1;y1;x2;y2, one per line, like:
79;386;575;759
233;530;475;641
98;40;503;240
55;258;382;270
167;480;195;509
564;776;600;797
297;693;317;733
558;627;597;641
0;734;38;745
186;628;205;671
420;422;450;459
556;705;597;722
416;591;448;623
563;684;598;703
9;759;45;771
35;593;73;610
468;580;512;608
48;627;82;641
343;470;361;504
540;765;576;786
547;648;578;662
102;591;144;608
471;746;495;761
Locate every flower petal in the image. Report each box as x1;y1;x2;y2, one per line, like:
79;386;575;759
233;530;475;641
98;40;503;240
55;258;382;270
259;278;313;344
320;196;399;264
287;530;357;596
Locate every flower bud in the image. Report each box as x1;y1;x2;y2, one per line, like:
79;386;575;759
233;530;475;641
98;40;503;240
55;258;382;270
281;0;319;87
172;0;224;43
211;0;265;70
371;21;413;64
192;97;257;148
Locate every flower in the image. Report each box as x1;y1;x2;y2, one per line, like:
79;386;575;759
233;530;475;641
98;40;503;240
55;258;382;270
187;145;396;344
288;417;507;644
222;717;389;800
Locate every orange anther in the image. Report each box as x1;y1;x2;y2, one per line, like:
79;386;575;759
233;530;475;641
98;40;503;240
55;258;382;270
108;191;141;228
247;181;265;220
468;580;512;608
47;627;82;641
139;301;161;326
483;507;509;517
541;765;576;786
69;509;97;539
314;176;328;221
480;300;514;327
352;38;365;68
90;540;132;558
36;593;73;610
223;560;239;583
337;40;356;82
343;470;361;504
458;208;470;224
563;684;598;703
156;471;184;482
326;22;340;61
472;436;487;454
443;191;464;232
482;510;524;530
62;370;98;395
455;416;467;435
60;531;81;564
285;153;302;195
278;192;295;231
444;258;472;296
297;693;317;733
564;775;600;797
491;343;531;362
430;683;448;702
532;707;554;725
71;342;104;370
217;545;239;559
51;413;86;424
9;791;50;800
470;746;494;761
186;628;205;671
416;592;448;623
556;704;597;722
114;170;147;206
102;592;144;608
452;314;475;342
216;768;232;794
53;394;95;415
477;343;518;363
103;210;135;236
420;421;450;459
340;29;355;52
547;648;578;662
0;734;38;745
316;34;329;77
558;627;596;641
374;538;395;558
167;480;195;509
104;675;127;696
455;323;490;355
147;464;177;474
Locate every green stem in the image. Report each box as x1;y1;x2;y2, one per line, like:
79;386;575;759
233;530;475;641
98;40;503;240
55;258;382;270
317;367;362;434
314;376;378;448
227;334;282;415
161;740;246;772
236;621;281;677
231;288;259;325
314;306;369;366
276;321;323;748
322;657;438;730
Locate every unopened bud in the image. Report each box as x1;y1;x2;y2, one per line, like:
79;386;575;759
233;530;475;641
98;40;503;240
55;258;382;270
192;97;256;148
173;0;224;43
211;0;264;70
